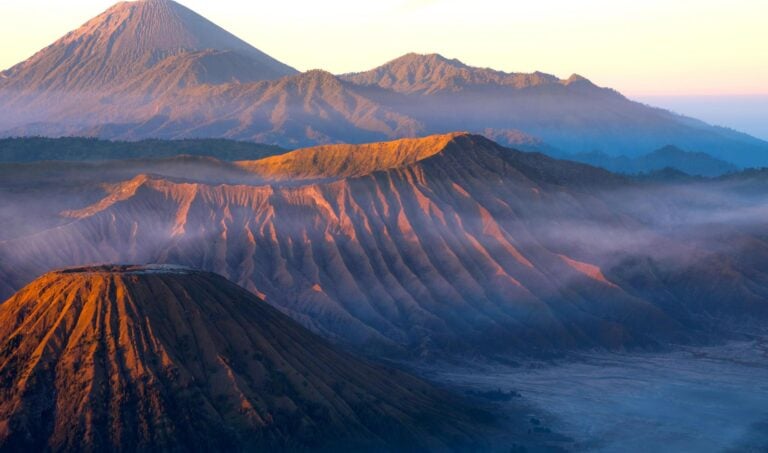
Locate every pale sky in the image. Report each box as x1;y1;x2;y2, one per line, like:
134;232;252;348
1;0;767;96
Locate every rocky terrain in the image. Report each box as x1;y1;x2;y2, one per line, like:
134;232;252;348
1;133;767;358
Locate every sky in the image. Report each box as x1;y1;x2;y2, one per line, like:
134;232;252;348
0;0;766;136
635;95;768;141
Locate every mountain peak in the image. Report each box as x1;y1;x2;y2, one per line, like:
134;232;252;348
564;73;591;84
391;52;468;67
342;53;562;94
1;0;296;92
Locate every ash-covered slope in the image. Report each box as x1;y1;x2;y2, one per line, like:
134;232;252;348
0;133;727;356
0;265;488;451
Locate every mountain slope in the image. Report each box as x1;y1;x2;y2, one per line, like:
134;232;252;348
2;6;767;165
1;68;422;148
9;134;759;356
342;53;567;95
237;132;464;180
342;54;768;166
0;0;297;132
86;69;423;147
0;0;295;91
0;265;489;451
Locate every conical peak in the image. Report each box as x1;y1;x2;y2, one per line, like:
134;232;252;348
0;263;489;451
1;0;296;92
123;0;175;7
73;0;253;55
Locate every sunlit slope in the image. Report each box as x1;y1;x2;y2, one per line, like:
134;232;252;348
3;134;732;355
0;265;487;451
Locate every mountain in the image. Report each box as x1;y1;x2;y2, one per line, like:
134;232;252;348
0;152;277;244
341;53;567;95
566;145;740;177
237;132;465;180
0;0;295;91
1;5;767;166
81;69;423;147
0;0;297;132
1;68;421;148
0;265;490;451
4;133;767;357
341;54;768;167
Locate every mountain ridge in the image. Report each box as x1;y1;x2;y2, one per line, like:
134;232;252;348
340;53;597;95
237;132;470;181
1;3;767;165
567;145;740;177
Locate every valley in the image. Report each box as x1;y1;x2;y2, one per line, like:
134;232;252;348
430;337;768;452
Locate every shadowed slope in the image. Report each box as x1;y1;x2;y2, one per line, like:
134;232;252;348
0;265;489;451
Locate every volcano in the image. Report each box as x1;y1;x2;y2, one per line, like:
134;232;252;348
0;0;297;133
1;0;296;92
0;265;488;451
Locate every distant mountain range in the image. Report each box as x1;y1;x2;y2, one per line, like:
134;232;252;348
565;145;740;177
1;0;767;166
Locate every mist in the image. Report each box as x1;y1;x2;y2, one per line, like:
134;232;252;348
1;153;768;355
635;95;768;142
